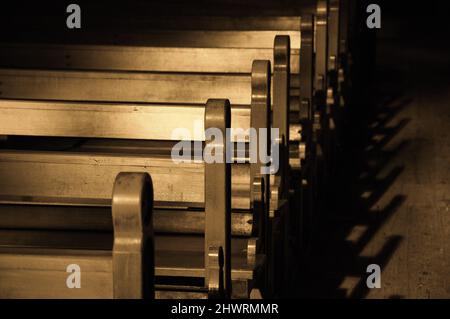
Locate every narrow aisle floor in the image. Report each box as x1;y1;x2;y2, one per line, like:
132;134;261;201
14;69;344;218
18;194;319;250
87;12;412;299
301;28;450;299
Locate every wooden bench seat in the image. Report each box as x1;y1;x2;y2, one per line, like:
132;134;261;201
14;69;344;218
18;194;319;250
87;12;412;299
0;204;254;236
0;25;291;298
0;0;354;299
0;99;234;298
92;1;347;157
0;172;154;299
0;230;259;282
0;33;290;208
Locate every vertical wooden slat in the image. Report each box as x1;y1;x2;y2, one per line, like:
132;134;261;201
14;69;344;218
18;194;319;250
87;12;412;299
112;172;154;299
204;99;231;298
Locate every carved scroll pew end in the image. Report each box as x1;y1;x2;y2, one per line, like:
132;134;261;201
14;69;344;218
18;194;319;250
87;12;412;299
204;99;231;299
112;172;154;299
